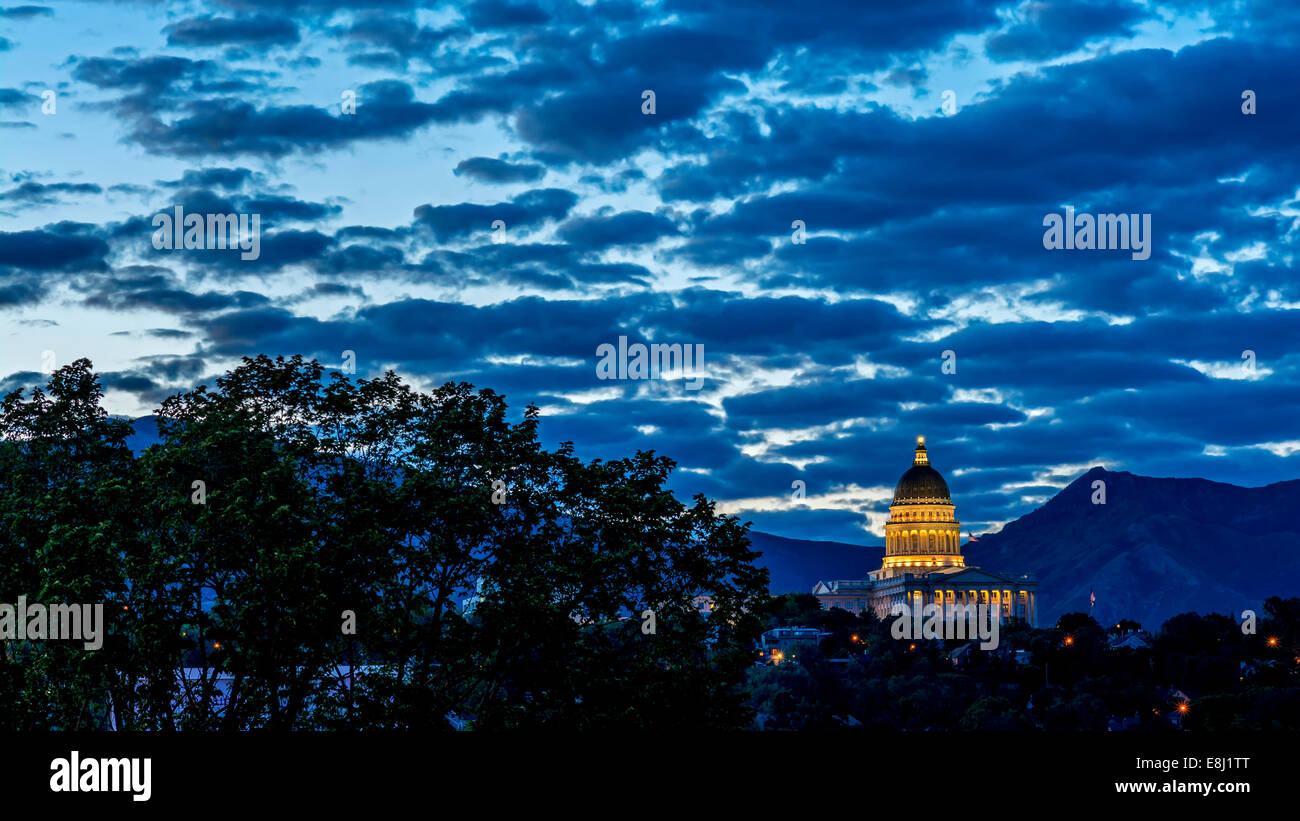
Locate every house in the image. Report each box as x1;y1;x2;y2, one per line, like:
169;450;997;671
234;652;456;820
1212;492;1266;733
1109;632;1152;650
758;627;827;664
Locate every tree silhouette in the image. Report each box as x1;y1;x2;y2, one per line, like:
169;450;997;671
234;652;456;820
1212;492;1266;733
0;357;769;730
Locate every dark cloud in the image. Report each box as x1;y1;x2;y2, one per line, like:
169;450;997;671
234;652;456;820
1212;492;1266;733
244;195;342;223
413;188;578;241
0;279;46;306
556;210;679;250
164;15;300;49
464;0;550;28
82;72;442;158
6;0;1300;548
73;55;216;94
0;6;53;20
159;168;259;190
84;281;272;316
0;229;108;271
986;0;1145;62
0;181;102;204
453;157;546;184
0;88;36;108
329;13;458;64
0;371;44;397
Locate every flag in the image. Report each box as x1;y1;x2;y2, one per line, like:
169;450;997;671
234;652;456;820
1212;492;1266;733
1090;588;1096;607
967;531;979;543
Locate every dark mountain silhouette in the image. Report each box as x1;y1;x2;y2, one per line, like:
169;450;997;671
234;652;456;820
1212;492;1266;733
747;531;880;594
974;467;1300;629
750;467;1300;630
123;415;161;454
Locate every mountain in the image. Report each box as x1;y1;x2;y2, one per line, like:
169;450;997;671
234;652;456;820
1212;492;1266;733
746;531;880;595
123;415;161;454
749;467;1300;630
974;467;1300;629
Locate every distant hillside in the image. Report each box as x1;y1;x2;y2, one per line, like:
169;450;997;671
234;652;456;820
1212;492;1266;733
749;467;1300;630
123;415;160;454
746;531;880;595
974;467;1300;629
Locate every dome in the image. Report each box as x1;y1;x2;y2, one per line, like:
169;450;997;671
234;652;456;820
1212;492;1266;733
892;436;952;505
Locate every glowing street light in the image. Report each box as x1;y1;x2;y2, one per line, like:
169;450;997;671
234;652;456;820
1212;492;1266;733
1267;637;1279;647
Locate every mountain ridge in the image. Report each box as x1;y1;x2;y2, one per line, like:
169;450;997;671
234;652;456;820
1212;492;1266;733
749;466;1300;629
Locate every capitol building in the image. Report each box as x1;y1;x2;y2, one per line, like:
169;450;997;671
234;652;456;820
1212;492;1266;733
813;437;1039;626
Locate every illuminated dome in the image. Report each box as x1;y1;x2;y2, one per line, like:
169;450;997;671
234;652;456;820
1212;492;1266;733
891;436;952;505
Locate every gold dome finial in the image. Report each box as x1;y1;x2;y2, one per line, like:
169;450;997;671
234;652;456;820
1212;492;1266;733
914;435;929;465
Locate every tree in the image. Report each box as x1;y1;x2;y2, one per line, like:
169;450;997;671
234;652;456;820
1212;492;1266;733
1110;619;1142;636
959;695;1034;731
0;359;137;729
3;356;770;730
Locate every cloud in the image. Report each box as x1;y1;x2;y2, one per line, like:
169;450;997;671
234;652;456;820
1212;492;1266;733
0;181;102;204
78;71;443;158
463;0;550;28
163;15;300;49
0;228;108;271
453;157;546;184
556;210;680;250
159;168;259;190
0;6;52;19
412;188;578;241
986;0;1146;62
5;0;1300;547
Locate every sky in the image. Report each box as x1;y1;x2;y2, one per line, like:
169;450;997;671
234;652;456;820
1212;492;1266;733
1;0;1298;544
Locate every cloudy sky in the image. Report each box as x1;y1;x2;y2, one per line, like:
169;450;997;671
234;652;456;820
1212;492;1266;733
2;0;1298;544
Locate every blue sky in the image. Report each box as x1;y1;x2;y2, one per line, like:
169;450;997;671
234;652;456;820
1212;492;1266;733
2;0;1298;544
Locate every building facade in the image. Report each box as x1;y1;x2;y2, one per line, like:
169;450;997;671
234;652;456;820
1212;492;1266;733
813;437;1038;626
758;627;828;664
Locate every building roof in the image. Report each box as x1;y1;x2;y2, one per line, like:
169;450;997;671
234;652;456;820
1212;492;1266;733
892;436;952;505
811;579;876;594
1109;632;1152;649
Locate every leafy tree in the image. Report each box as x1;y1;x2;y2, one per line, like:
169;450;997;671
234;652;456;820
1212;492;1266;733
959;695;1034;731
3;356;770;730
1110;618;1142;635
0;360;136;729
